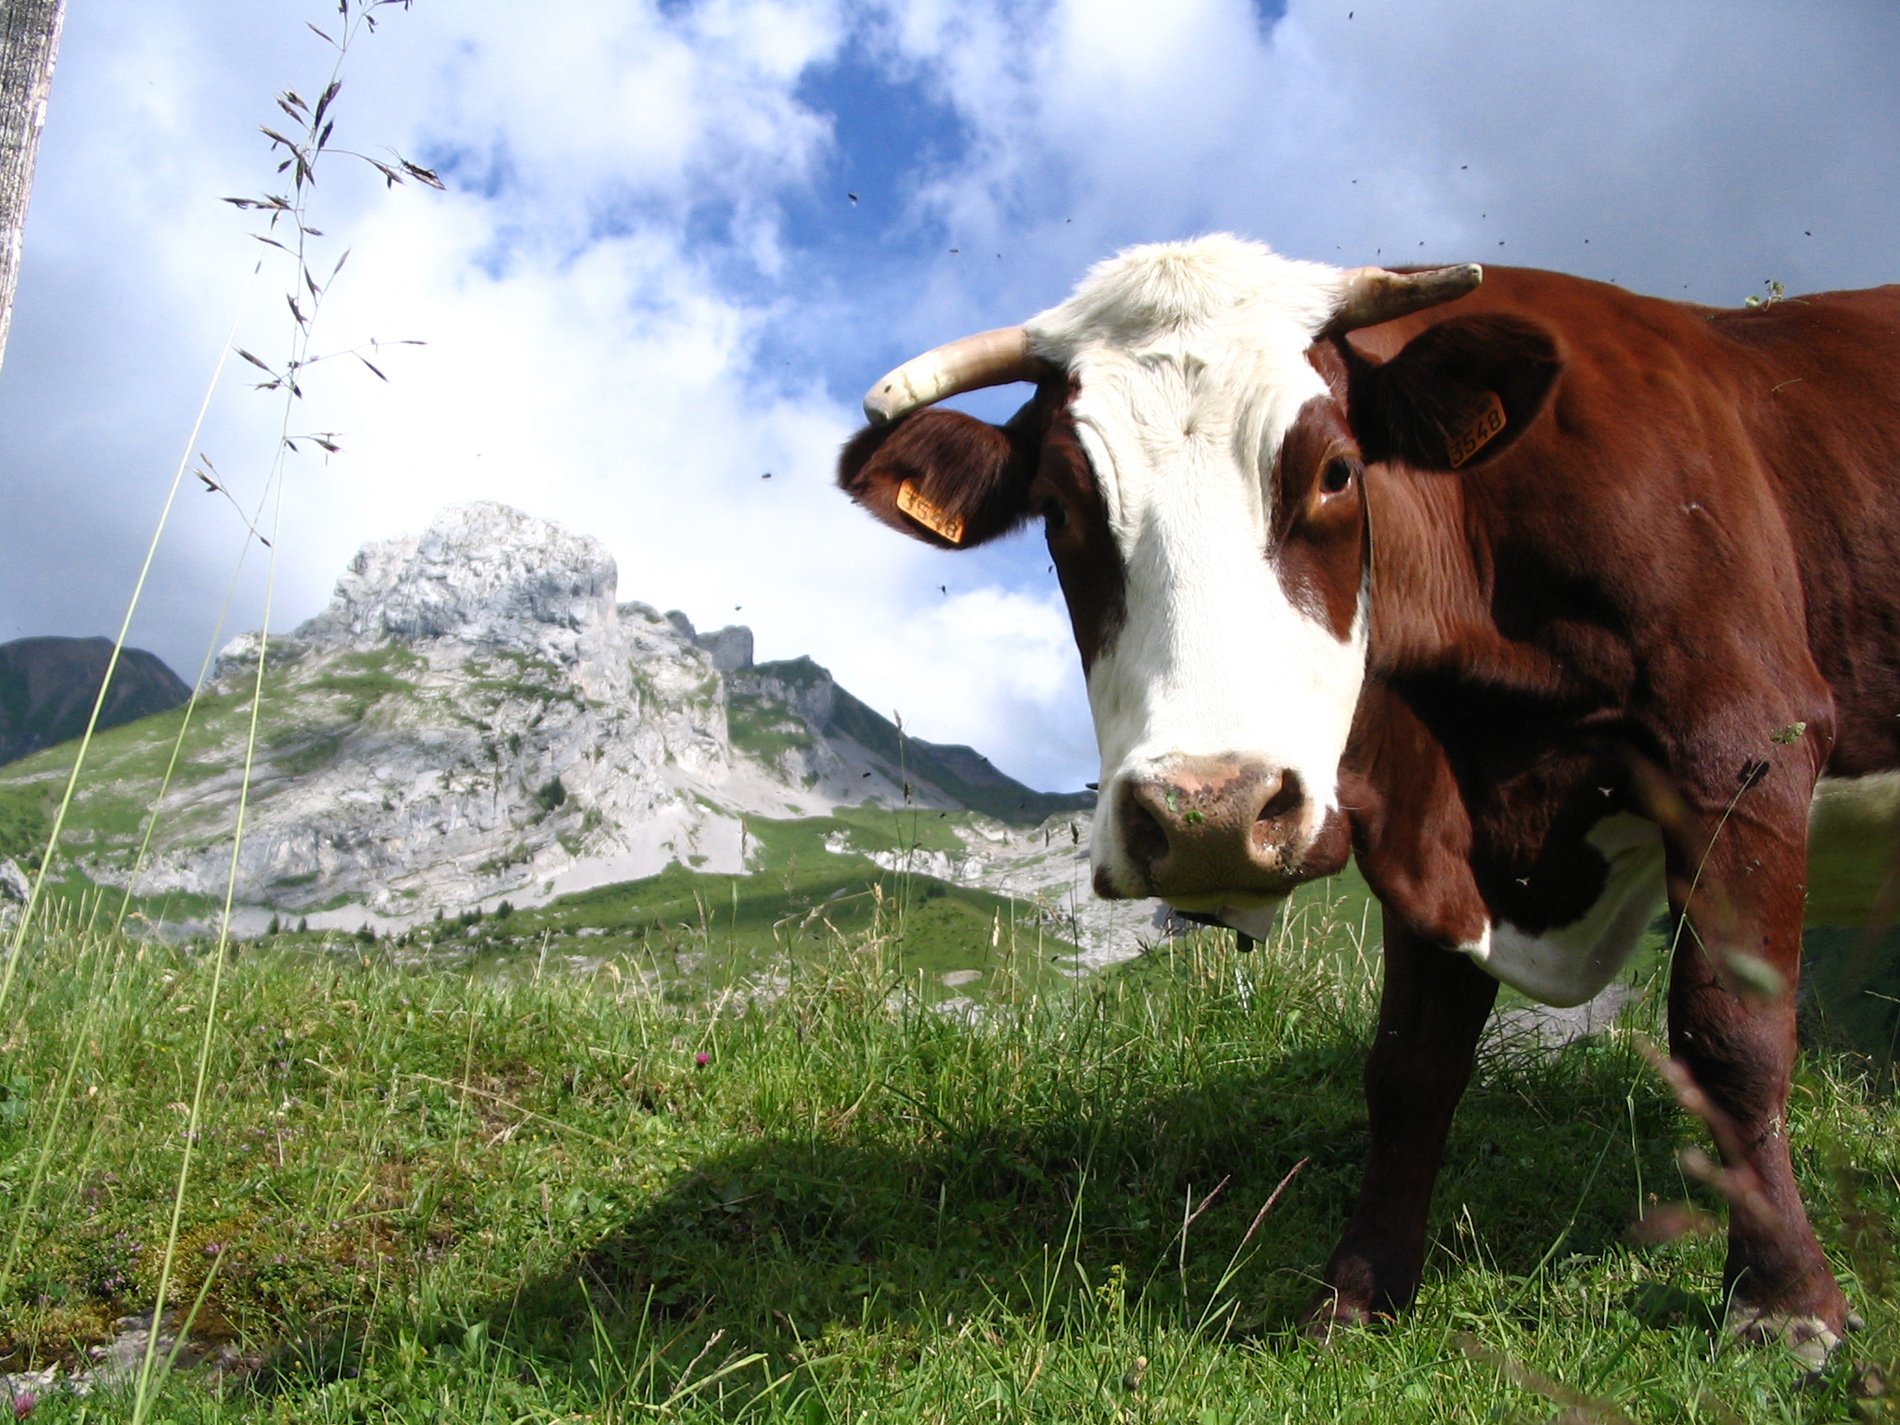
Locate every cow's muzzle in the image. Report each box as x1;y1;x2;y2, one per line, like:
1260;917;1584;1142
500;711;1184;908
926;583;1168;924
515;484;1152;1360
1097;755;1336;903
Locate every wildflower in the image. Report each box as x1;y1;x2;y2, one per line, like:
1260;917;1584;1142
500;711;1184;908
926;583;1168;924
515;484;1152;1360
11;1389;35;1419
694;1052;710;1068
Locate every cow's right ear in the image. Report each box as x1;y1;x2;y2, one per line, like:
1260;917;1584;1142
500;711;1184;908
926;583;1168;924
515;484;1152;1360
837;407;1040;550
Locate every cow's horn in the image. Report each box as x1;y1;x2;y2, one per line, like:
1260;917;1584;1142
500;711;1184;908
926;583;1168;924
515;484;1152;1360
862;326;1053;425
1329;263;1483;333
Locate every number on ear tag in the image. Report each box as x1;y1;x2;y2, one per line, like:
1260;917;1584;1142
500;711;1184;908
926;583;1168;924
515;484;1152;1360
1446;391;1507;469
897;481;967;544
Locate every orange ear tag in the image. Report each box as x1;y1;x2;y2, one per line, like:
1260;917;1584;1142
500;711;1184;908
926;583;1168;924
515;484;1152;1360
897;480;967;544
1445;390;1507;469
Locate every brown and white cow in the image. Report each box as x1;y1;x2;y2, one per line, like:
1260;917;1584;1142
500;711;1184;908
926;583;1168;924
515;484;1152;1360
838;234;1900;1352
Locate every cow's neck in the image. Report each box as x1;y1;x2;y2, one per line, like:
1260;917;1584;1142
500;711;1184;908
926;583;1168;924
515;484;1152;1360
1348;466;1667;996
1362;466;1492;682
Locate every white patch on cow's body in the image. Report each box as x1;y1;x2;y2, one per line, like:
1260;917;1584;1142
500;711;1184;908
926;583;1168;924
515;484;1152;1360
1415;775;1897;1006
1022;237;1368;891
1456;813;1667;1007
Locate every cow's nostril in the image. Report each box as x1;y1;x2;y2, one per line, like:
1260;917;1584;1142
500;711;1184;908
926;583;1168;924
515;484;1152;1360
1122;793;1170;871
1254;770;1304;842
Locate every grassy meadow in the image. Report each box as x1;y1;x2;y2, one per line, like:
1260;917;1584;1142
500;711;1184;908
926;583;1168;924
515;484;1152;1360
1;887;1895;1423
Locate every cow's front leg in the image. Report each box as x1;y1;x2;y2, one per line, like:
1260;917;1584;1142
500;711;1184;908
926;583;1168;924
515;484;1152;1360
1662;798;1851;1359
1306;919;1498;1333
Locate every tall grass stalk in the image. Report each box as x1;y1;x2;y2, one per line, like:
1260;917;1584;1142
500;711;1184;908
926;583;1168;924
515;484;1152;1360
131;481;285;1420
108;518;276;940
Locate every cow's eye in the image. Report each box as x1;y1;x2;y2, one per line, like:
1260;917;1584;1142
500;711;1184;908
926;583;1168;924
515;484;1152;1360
1319;458;1358;496
1040;498;1069;533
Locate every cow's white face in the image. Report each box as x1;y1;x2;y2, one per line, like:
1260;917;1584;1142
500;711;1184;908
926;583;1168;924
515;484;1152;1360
839;235;1512;919
1024;238;1368;912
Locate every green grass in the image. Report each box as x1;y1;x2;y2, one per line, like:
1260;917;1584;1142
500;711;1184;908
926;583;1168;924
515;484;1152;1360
0;782;48;868
1799;926;1900;1079
463;647;576;708
737;657;1090;826
1;903;1893;1422
465;853;1083;1008
819;801;991;858
302;646;425;710
726;690;815;766
322;801;1106;1010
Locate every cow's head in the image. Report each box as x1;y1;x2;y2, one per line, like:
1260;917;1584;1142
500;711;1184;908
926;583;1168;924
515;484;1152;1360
839;235;1556;923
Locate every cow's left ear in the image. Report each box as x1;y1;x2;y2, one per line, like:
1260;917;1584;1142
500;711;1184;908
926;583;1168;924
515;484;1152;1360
1346;315;1561;471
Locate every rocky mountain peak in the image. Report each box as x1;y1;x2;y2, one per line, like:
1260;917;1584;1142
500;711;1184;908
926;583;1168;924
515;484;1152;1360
696;626;755;674
295;501;620;656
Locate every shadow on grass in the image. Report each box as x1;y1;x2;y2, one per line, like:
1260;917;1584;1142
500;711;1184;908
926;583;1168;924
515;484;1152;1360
453;1028;1693;1394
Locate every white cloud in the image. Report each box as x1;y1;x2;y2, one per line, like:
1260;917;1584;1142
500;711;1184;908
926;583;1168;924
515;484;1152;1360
341;0;846;246
873;0;1900;300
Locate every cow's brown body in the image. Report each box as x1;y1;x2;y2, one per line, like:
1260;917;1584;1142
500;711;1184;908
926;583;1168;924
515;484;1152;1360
839;242;1900;1349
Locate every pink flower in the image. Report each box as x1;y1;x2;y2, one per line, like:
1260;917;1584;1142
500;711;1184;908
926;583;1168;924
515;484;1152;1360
694;1052;710;1068
12;1390;36;1419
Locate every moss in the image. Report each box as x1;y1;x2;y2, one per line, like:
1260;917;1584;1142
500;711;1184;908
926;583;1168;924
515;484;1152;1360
274;730;351;777
475;841;535;877
303;646;426;709
726;691;813;765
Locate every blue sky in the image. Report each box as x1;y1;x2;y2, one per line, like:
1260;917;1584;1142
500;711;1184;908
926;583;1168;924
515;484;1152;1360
2;0;1897;793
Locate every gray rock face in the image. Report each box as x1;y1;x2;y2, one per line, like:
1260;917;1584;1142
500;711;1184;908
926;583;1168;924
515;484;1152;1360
693;625;754;674
151;504;744;917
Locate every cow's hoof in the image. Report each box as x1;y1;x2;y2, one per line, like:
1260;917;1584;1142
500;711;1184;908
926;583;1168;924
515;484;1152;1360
1299;1292;1381;1344
1727;1303;1856;1369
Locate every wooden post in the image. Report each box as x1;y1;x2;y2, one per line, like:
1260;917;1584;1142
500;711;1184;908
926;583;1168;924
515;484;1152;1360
0;0;64;376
